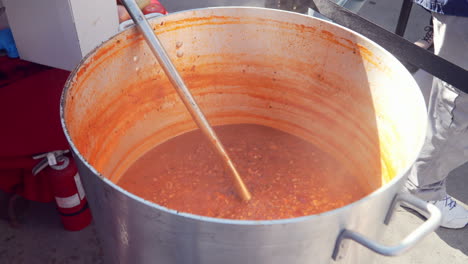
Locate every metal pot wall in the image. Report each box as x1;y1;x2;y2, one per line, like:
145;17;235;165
61;7;439;264
159;0;366;14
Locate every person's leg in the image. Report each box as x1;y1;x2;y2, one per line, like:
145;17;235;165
406;13;468;228
406;79;459;201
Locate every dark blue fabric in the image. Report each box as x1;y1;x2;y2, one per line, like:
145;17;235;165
414;0;468;17
0;28;19;58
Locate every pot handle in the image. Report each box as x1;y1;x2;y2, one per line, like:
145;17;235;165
332;193;441;260
119;13;165;32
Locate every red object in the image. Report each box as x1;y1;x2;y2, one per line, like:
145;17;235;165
0;57;49;88
0;57;91;230
0;56;70;203
117;0;167;23
143;0;168;15
47;155;92;231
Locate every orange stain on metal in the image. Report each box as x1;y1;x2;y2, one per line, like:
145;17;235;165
318;29;387;72
65;12;393;193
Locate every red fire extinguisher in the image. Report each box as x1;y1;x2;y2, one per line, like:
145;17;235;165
33;150;92;231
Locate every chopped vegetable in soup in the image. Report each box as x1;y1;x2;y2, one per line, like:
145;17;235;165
118;124;368;220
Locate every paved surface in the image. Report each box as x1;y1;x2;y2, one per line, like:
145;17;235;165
1;0;467;263
0;198;103;264
375;164;468;264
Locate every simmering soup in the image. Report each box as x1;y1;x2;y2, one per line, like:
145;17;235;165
118;124;369;220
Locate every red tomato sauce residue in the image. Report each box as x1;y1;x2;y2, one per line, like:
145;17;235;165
118;124;368;220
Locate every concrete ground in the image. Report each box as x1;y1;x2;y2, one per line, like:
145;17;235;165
1;0;467;263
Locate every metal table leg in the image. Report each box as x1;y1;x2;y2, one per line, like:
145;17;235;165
395;0;413;36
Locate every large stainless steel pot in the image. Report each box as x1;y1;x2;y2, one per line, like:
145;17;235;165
61;7;440;264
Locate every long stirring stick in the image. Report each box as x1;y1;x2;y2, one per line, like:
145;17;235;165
121;0;252;201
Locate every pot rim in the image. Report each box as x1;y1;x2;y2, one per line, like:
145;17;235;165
60;6;427;226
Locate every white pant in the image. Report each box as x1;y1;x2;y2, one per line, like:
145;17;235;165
406;13;468;201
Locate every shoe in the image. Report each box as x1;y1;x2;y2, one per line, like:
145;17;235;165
414;26;434;50
405;25;434;73
401;195;468;229
430;196;468;229
407;195;468;229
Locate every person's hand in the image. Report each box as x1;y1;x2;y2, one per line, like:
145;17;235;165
117;0;150;9
117;5;131;23
117;0;168;24
142;1;168;15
